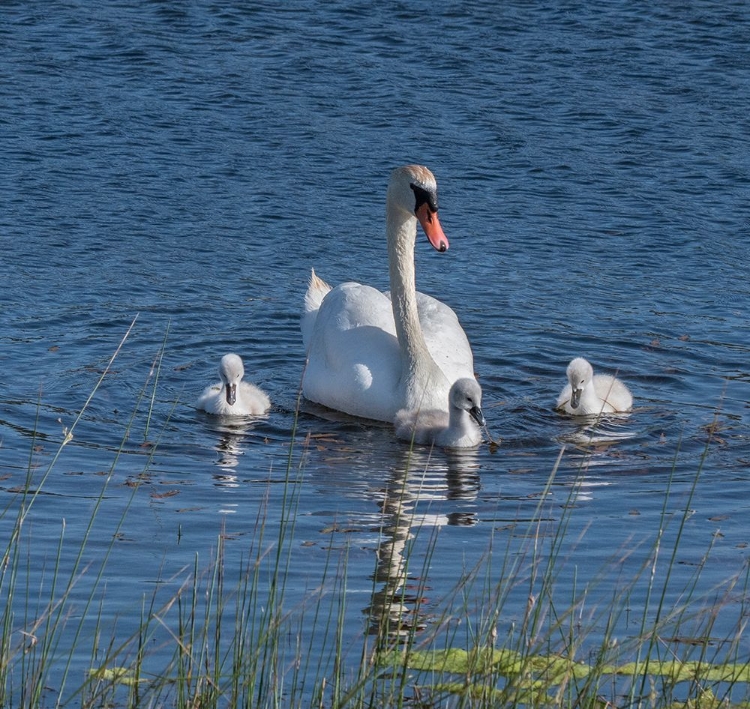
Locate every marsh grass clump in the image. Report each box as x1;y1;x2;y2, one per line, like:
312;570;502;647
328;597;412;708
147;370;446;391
2;326;750;708
370;434;750;709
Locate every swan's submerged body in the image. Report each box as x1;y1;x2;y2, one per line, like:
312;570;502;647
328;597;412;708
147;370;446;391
197;353;271;416
301;165;476;422
394;377;485;448
556;357;633;415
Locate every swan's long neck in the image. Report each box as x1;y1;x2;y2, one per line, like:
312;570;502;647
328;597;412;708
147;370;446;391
386;201;445;407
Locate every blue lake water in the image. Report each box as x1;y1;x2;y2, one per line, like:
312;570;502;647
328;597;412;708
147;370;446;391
2;1;750;704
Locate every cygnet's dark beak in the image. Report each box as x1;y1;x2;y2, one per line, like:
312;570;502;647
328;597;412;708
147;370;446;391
570;388;581;409
470;405;486;427
225;383;237;406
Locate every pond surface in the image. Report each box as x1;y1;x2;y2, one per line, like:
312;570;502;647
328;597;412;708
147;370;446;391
2;1;750;704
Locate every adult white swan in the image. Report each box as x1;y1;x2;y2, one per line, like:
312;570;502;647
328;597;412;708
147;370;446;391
301;165;476;422
556;357;633;415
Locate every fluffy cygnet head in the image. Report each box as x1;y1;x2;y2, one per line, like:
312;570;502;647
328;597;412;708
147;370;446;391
566;357;594;410
450;377;486;427
218;353;245;406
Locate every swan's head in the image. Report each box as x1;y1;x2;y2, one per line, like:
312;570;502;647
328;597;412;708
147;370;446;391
566;357;594;410
219;353;245;406
450;377;485;427
389;164;449;252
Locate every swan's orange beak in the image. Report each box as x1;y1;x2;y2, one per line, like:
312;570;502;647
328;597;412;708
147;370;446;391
416;203;449;252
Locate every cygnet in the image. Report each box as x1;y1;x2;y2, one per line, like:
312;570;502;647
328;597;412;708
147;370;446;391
394;377;485;448
556;357;632;415
197;353;271;416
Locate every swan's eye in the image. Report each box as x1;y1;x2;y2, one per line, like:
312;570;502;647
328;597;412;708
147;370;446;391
410;183;438;213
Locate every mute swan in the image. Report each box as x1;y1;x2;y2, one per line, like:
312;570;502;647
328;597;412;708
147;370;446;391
394;377;486;448
301;165;476;422
196;354;271;416
556;357;633;415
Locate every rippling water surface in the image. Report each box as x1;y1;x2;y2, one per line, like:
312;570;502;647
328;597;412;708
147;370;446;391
2;0;750;702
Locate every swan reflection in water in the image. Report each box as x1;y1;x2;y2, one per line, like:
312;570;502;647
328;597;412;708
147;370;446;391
554;414;638;502
556;415;636;456
364;446;481;646
200;417;267;487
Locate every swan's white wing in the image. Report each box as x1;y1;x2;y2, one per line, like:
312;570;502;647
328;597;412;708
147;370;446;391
593;375;633;412
382;289;475;382
303;281;403;421
415;292;475;381
237;382;271;415
196;383;223;413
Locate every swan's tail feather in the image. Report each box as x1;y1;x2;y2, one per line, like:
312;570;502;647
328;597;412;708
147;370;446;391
305;268;332;311
301;268;332;351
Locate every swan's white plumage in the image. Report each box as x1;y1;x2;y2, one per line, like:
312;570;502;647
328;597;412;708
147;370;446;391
394;377;485;448
556;357;632;415
301;165;475;422
301;269;331;351
197;353;271;416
